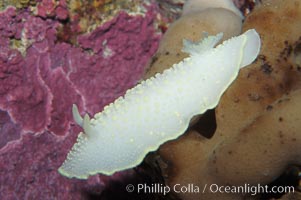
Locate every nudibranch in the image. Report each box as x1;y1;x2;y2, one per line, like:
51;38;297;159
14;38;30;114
59;29;261;179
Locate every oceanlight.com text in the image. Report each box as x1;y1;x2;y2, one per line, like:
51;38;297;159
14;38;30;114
207;183;294;196
126;183;295;196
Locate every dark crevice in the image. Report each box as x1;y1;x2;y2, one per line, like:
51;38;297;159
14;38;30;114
260;165;301;199
82;160;178;200
190;109;217;139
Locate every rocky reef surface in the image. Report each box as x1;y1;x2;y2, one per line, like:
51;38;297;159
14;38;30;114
0;1;162;199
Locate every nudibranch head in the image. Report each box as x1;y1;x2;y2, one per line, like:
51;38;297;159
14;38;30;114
58;29;261;179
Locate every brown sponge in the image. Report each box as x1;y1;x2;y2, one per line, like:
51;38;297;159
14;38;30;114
145;0;301;199
144;8;242;79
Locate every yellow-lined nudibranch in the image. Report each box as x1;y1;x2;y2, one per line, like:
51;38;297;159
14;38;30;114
58;29;261;179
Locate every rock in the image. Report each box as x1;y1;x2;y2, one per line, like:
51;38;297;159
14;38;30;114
154;0;301;199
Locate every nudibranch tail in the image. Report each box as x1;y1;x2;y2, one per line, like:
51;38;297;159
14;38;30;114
58;29;261;179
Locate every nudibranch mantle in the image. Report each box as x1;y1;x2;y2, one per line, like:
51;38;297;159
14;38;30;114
59;29;261;179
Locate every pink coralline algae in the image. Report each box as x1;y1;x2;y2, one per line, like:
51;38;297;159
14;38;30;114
0;3;161;199
36;0;69;20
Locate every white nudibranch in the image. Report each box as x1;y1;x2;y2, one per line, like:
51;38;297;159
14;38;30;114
59;29;261;179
